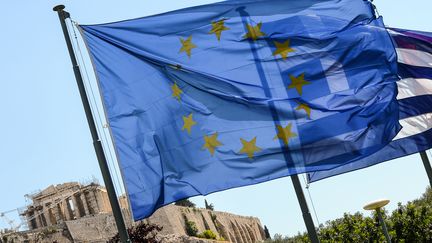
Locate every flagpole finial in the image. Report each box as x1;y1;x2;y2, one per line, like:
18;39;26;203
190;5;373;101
53;5;65;12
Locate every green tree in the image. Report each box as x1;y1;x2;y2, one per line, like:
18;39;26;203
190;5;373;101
175;198;196;208
266;187;432;242
264;225;271;239
205;199;214;211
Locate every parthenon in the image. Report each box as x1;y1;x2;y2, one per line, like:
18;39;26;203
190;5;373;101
3;181;265;242
20;182;112;230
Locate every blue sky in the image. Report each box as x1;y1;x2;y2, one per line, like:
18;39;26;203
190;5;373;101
0;0;431;237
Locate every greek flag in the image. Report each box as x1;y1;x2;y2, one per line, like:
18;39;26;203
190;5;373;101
308;28;432;183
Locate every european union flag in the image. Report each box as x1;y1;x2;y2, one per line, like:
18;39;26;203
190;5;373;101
80;0;400;220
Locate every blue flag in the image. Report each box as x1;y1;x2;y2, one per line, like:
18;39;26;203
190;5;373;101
79;0;400;220
308;28;432;183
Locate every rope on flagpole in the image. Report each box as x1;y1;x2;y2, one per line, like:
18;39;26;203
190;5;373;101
70;19;124;197
302;174;321;227
67;18;125;198
427;149;432;187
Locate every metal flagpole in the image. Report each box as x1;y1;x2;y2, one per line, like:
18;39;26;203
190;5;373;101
364;199;392;243
419;151;432;187
235;6;320;242
53;5;130;242
376;208;392;243
291;175;320;243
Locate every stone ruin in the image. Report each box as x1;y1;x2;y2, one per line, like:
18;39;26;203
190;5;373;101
147;204;266;243
1;182;266;243
20;182;112;230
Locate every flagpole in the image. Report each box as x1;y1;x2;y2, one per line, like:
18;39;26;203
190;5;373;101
291;175;320;242
419;151;432;187
53;5;130;242
235;6;320;242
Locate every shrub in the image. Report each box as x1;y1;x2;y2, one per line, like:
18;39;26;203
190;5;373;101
108;222;162;243
197;230;217;240
183;214;198;237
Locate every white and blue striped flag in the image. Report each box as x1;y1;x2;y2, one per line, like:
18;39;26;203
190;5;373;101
308;28;432;182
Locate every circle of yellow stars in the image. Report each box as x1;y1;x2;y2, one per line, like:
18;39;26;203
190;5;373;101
177;18;312;119
171;17;316;159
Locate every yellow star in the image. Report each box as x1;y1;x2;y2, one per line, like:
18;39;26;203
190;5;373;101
242;22;266;41
274;123;297;146
171;82;183;101
295;102;311;118
179;36;197;58
273;40;295;60
239;137;261;159
288;73;310;95
203;132;223;156
182;113;197;134
209;19;230;41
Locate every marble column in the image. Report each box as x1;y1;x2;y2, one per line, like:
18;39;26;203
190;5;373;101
36;210;44;228
62;199;72;220
71;194;81;219
27;211;37;230
43;205;51;226
95;190;107;213
34;215;41;229
55;203;63;222
91;190;101;214
79;192;90;216
25;212;33;230
48;206;57;225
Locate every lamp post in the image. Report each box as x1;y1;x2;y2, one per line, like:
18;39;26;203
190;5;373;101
363;199;391;243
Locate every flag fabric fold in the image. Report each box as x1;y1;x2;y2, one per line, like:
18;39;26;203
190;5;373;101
308;28;432;183
79;0;399;220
